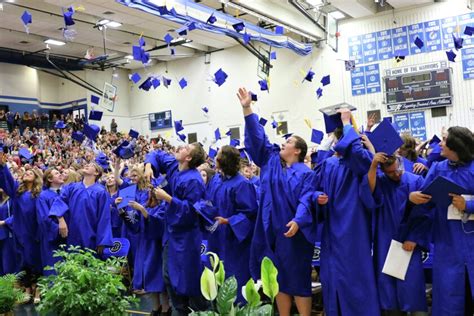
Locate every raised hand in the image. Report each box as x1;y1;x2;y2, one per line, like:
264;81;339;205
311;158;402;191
236;88;252;109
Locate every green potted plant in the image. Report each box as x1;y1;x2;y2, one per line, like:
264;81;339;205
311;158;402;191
0;272;29;316
37;245;138;316
191;253;279;316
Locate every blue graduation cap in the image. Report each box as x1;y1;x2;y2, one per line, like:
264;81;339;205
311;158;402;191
130;72;141;84
95;152;110;172
446;50;457;62
89;110;103;121
91;95;100;105
170;48;176;55
321;75;330;86
174;120;184;133
271;120;278;129
138;37;146;47
303;69;315;82
151;77;160;89
202;106;209;114
21;10;32;26
243;33;251;45
319;103;357;134
259;117;267;126
193;200;217;225
103;238;130;258
157;6;169;15
282;133;293;140
179;78;188;89
214;128;221;140
186;22;196;31
63;7;75;26
239;148;251;161
72;131;85;143
230;138;240;147
208;147;217;159
19;148;33;160
395;55;405;63
316;87;323;99
139;77;153;91
383;117;393;123
414;36;424;49
453;34;464;50
213;68;228;86
422;176;467;208
83;123;100;140
113;140;135;159
164;33;174;44
250;92;258;101
311;129;324;144
258;79;269;91
176;25;188;36
163;76;172;88
129;129;139;139
232;21;245;32
177;133;186;142
367;119;404;154
270;51;277;60
118;184;137;209
465;26;474;36
275;26;284;35
207;13;217;24
429;135;441;146
225;129;232;137
54;120;67;129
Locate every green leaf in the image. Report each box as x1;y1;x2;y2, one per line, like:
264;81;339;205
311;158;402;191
254;304;273;316
206;251;220;272
216;276;237;314
244;279;261;308
261;257;279;302
200;267;217;301
215;260;225;286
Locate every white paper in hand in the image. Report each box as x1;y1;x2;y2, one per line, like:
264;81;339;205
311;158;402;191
448;195;474;221
382;240;413;281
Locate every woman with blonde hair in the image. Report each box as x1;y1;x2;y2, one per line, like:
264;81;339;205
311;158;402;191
0;153;43;303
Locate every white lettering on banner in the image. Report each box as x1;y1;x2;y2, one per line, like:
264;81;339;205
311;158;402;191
385;61;446;76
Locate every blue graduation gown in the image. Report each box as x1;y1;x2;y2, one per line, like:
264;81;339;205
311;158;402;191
145;150;204;296
361;172;427;311
123;199;165;293
314;126;380;316
206;173;257;303
0;165;42;274
50;182;113;251
245;113;319;297
36;189;63;275
0;200;18;275
420;160;474;315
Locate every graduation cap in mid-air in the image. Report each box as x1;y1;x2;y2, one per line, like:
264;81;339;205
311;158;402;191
311;129;324;144
452;34;464;50
83;123;100;141
321;75;330;86
213;68;228;86
319;103;357;134
259;117;267;126
366;119;404;154
414;36;424;49
88;110;103;121
54;120;67;129
232;22;245;33
303;69;315;82
446;50;457;62
178;78;188;89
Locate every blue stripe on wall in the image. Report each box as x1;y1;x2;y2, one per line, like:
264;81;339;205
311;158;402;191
0;95;88;114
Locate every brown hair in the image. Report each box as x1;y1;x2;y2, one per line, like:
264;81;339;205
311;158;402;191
217;145;240;177
64;170;82;184
380;155;398;171
188;142;206;169
43;168;58;188
130;166;149;191
17;168;43;198
292;135;308;163
400;134;418;162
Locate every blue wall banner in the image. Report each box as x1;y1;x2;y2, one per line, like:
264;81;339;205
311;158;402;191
408;23;426;55
364;64;381;94
394;113;410;134
362;33;378;63
458;12;474;47
377;30;393;60
409;111;427;141
348;36;363;65
392;26;409;57
351;66;366;96
441;16;458;50
461;48;474;79
423;20;442;52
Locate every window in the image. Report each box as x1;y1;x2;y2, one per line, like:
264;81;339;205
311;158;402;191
188;132;197;144
229;127;240;140
431;107;447;118
276;121;288;136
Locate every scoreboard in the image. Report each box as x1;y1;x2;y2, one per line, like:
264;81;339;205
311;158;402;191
383;61;453;112
149;110;172;130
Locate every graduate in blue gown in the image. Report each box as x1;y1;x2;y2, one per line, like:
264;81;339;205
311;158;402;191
50;161;113;254
0;189;17;275
312;108;380;316
363;153;427;313
0;157;43;301
36;168;68;276
145;142;208;316
117;169;170;315
104;173;126;238
408;126;474;315
236;88;327;316
206;145;258;305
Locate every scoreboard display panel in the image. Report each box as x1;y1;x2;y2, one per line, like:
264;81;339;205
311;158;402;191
149;110;172;130
384;67;452;112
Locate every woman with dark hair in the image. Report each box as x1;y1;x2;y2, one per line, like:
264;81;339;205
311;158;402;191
237;88;327;316
199;167;216;187
399;134;428;175
205;145;258;304
409;126;474;315
0;188;17;275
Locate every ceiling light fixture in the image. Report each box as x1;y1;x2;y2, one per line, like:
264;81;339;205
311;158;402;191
97;19;122;28
44;39;66;46
329;10;345;20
